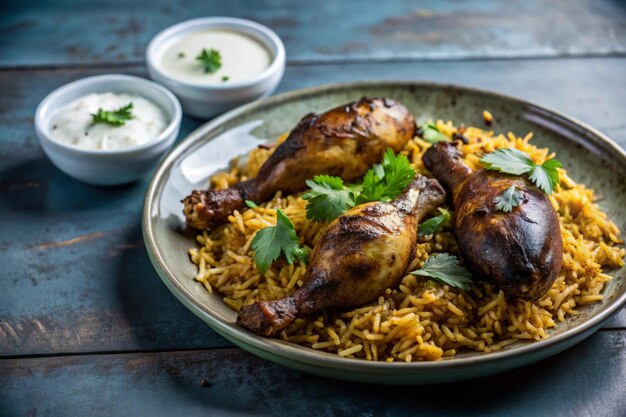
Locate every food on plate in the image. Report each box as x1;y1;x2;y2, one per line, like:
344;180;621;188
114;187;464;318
423;142;563;300
188;107;625;362
182;97;416;230
48;92;167;150
237;175;446;336
158;29;272;84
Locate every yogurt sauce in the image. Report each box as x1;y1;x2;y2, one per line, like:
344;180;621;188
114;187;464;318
49;93;167;150
158;29;272;84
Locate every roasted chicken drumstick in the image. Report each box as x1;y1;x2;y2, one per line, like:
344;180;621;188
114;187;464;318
182;97;416;230
423;142;563;300
237;175;446;336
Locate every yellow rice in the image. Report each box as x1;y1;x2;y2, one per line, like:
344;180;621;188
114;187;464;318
189;119;625;362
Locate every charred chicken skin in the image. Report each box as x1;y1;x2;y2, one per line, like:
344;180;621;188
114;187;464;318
236;175;446;337
423;142;563;300
182;97;416;230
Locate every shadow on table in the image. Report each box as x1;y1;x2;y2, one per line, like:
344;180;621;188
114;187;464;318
115;223;232;350
1;156;147;219
111;216;624;416
218;332;624;416
98;330;621;417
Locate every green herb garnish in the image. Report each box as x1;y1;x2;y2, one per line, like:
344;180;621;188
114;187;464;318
411;253;473;290
494;185;523;213
529;159;562;195
221;75;230;82
91;102;133;127
178;52;186;58
245;200;258;209
480;148;562;194
196;48;222;73
418;208;452;236
250;208;308;274
302;175;355;222
421;123;450;144
301;149;416;222
356;149;416;204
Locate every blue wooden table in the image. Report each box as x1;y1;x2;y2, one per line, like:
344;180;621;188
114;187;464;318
1;1;626;415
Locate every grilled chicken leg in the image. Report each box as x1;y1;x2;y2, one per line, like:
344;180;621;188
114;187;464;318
423;142;563;300
183;97;416;230
236;175;446;337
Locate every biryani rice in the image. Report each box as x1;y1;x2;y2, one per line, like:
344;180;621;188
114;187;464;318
189;120;625;362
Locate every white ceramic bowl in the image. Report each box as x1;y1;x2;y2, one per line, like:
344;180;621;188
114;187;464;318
146;17;286;119
35;74;182;186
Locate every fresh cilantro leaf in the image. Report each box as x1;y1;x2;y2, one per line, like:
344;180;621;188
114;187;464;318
480;148;535;175
346;182;363;195
493;185;523;213
373;163;385;180
421;123;450;144
380;148;416;195
196;48;222;73
529;159;562;194
302;175;355;222
245;200;258;208
301;149;416;222
91;102;133;127
480;148;561;194
357;169;382;204
411;253;473;291
356;149;416;204
418;208;451;236
250;208;308;274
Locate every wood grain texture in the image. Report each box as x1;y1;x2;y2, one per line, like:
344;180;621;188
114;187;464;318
2;1;625;414
1;57;625;357
1;0;625;68
2;331;626;416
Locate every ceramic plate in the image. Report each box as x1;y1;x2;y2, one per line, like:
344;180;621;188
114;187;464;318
143;82;626;384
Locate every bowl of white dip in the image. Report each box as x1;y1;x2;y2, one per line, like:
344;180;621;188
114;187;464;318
146;17;285;119
35;74;182;185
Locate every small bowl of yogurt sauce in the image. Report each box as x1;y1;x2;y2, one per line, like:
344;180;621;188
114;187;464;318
146;17;285;119
35;74;182;185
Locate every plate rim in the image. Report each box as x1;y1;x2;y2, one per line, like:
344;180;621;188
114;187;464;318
142;80;626;378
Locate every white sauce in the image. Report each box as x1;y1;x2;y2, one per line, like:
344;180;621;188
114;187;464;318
49;93;167;150
158;29;272;84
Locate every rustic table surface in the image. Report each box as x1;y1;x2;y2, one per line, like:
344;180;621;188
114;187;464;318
1;1;626;416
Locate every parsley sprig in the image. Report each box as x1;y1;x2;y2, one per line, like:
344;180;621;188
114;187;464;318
356;149;416;204
480;148;562;194
91;102;133;127
250;208;308;274
196;48;222;73
418;208;451;236
301;149;416;222
494;185;523;213
411;253;473;290
301;175;355;222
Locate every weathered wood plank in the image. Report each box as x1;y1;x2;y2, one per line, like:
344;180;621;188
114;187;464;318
1;0;625;68
0;214;235;355
1;57;625;357
605;309;626;328
1;331;625;416
2;58;626;152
